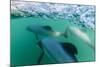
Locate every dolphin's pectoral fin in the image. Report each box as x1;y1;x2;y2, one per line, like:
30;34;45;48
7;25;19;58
36;41;44;64
37;41;44;49
37;50;44;64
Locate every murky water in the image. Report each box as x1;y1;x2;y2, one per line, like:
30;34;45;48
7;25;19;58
11;17;95;66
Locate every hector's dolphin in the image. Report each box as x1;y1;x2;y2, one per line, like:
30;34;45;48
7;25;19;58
39;37;77;63
65;26;94;49
27;24;78;64
27;24;54;36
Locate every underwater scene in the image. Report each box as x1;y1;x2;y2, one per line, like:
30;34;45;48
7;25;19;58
11;1;95;66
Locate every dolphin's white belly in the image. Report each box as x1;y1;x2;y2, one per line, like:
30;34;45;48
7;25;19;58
68;27;94;49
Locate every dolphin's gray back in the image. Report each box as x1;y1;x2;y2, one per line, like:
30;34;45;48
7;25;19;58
41;37;76;63
27;24;51;36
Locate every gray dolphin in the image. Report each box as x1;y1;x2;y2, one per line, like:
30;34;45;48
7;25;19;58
40;37;77;63
27;24;78;64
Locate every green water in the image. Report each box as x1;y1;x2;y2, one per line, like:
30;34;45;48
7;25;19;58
11;17;95;66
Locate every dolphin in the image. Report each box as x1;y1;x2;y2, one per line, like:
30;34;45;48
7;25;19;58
27;24;68;38
27;24;54;36
27;24;78;64
65;26;94;49
39;37;77;63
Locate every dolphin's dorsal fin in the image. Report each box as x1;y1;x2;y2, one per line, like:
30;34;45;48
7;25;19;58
61;42;78;55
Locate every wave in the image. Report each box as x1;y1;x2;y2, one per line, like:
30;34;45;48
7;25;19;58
11;1;95;30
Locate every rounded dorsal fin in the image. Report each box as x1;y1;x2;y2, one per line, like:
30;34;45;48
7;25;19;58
61;42;78;55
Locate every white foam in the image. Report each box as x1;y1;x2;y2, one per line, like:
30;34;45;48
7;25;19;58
11;1;95;30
